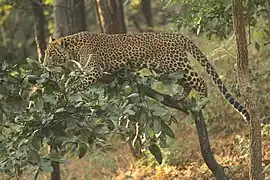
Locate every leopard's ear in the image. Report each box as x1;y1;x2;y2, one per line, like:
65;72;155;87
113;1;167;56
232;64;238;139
56;39;67;52
48;36;55;43
57;39;66;48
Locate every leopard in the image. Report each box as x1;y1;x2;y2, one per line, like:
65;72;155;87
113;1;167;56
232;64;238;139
44;31;250;122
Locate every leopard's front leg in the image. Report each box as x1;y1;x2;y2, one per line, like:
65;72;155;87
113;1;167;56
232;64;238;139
76;54;103;91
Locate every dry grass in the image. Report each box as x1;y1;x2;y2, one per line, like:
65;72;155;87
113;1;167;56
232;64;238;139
112;122;270;180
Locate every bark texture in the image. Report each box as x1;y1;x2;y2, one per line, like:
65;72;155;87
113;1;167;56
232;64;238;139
95;0;126;33
54;0;86;38
71;0;87;33
49;140;61;180
232;0;263;179
32;0;46;62
141;0;153;31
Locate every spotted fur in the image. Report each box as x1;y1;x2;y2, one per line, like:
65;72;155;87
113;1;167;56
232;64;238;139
44;31;250;122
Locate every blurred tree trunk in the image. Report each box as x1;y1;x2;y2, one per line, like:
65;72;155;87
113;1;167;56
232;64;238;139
54;0;70;37
232;0;263;179
266;0;270;36
72;0;87;33
141;0;153;31
54;0;86;38
32;0;46;62
95;0;126;33
266;1;270;21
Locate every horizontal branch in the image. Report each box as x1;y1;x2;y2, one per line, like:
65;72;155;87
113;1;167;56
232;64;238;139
139;84;188;113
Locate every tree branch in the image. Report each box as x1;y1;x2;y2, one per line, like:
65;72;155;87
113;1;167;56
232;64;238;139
139;84;230;179
90;71;230;178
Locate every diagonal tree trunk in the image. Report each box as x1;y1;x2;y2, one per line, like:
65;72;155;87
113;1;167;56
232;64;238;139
232;0;263;179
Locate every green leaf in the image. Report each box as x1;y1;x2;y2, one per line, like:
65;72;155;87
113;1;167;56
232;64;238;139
55;107;65;113
26;58;40;65
168;71;184;79
152;106;168;116
9;70;19;78
255;41;260;51
105;119;115;131
138;107;148;124
39;159;53;173
35;98;44;110
49;149;59;161
127;93;139;98
31;137;41;151
93;124;108;139
154;94;164;102
27;149;40;165
69;93;82;102
44;94;57;105
153;118;162;136
147;128;155;138
78;142;88;159
0;113;6;124
1;60;8;70
263;163;270;173
127;109;136;115
41;72;50;79
70;143;78;153
36;77;47;84
149;144;162;164
161;122;175;139
108;115;120;122
22;76;29;88
93;124;105;134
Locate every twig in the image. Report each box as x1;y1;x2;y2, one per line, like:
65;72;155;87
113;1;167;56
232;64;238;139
251;70;270;81
264;41;270;46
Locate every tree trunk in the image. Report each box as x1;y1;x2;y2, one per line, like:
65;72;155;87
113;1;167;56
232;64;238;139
54;0;70;38
32;0;46;62
266;0;270;37
49;140;61;180
141;0;153;31
54;0;86;38
139;85;230;179
232;0;263;179
95;0;126;33
70;0;87;33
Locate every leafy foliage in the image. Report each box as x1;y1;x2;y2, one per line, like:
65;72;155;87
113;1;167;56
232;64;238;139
0;58;187;178
164;0;270;40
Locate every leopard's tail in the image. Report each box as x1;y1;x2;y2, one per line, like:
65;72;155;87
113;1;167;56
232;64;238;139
184;37;250;122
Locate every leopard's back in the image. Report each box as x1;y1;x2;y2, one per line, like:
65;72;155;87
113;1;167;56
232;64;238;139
44;31;250;122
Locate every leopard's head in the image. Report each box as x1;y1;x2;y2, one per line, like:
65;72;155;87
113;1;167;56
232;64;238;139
44;37;69;68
